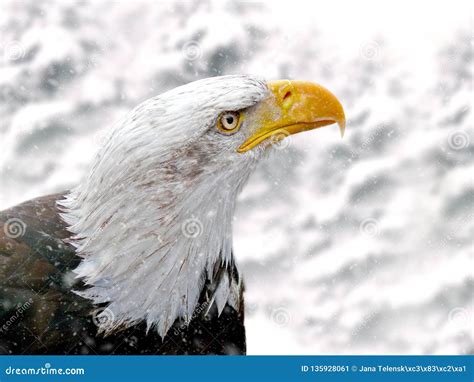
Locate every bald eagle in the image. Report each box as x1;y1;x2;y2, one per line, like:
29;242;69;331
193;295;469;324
0;75;345;355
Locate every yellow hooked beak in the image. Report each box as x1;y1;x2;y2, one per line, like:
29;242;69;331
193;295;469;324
237;80;346;153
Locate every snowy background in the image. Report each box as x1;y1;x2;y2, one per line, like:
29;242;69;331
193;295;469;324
0;0;472;354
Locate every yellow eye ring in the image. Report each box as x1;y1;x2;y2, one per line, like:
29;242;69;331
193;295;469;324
217;111;242;134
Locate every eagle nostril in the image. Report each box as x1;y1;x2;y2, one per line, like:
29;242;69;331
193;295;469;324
281;90;293;109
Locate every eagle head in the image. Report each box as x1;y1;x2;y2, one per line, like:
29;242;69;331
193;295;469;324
59;75;345;337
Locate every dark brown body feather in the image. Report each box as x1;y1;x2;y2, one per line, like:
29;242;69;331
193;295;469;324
0;194;245;354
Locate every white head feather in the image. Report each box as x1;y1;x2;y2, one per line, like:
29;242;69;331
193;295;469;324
59;75;269;336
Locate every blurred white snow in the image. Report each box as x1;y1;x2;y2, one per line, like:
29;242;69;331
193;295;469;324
0;0;472;354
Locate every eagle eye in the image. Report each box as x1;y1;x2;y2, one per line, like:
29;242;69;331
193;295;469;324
217;111;241;134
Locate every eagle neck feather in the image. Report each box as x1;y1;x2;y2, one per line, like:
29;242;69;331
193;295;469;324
59;144;258;337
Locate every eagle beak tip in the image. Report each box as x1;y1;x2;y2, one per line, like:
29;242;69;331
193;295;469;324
338;120;346;138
